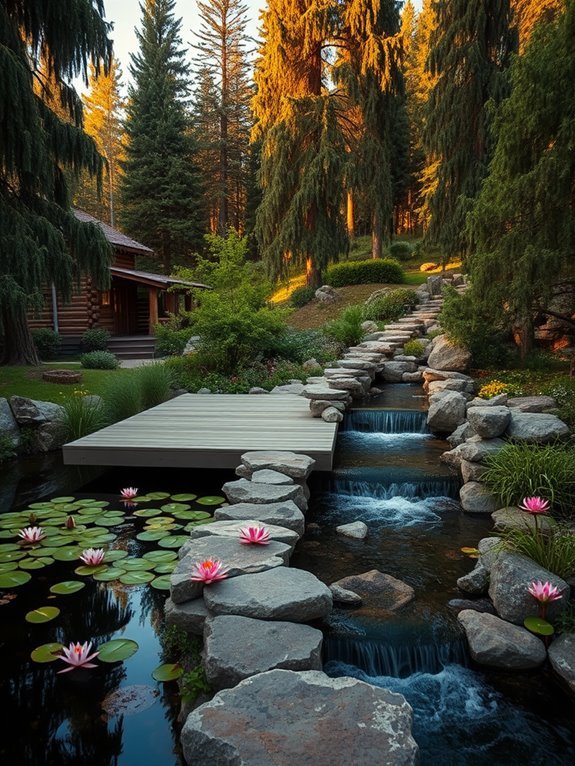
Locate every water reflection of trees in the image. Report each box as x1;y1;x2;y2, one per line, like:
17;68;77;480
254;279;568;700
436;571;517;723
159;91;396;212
0;583;131;766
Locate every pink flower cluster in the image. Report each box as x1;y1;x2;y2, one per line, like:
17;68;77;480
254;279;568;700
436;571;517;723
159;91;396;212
79;548;106;566
18;526;45;544
191;559;229;584
528;580;562;604
58;641;99;673
519;497;550;514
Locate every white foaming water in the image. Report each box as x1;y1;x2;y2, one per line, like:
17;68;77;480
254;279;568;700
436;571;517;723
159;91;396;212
321;491;447;527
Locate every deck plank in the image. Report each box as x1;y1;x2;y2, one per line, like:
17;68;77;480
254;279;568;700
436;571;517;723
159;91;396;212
63;394;337;470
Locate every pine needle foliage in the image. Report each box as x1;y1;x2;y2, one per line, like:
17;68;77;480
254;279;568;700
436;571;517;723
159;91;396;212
512;0;564;51
0;0;113;365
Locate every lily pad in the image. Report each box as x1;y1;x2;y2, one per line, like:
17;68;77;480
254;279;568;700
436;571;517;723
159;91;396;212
152;562;176;575
75;565;108;576
51;497;77;504
29;546;59;558
0;530;18;539
31;642;64;663
160;503;191;513
170;494;197;502
158;535;189;549
52;547;83;562
93;568;128;582
196;496;225;506
50;581;86;595
134;508;164;518
524;616;555;636
96;638;139;663
173;510;212;521
19;557;54;570
152;662;184;681
121;558;155;571
0;551;26;563
136;530;168;542
0;543;19;552
0;562;17;573
103;550;129;562
142;550;177;562
150;575;172;590
27;502;56;510
119;571;155;585
26;606;61;624
144;492;170;500
0;570;32;588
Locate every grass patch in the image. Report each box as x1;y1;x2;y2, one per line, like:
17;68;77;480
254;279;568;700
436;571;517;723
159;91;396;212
497;523;575;579
0;364;131;404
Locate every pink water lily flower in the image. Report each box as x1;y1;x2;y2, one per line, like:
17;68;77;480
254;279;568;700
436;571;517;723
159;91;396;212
528;580;563;604
79;548;106;566
519;496;550;514
191;559;229;584
18;526;45;544
57;641;99;673
120;487;139;499
239;526;271;545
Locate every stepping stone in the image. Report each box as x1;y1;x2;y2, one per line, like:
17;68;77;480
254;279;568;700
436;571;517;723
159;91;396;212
302;384;350;401
214;500;306;536
203;566;333;622
170;537;291;604
203;615;323;689
241;451;315;479
251;469;294;485
223;478;307;511
331;570;414;619
190;519;300;552
336;359;377;372
181;670;419;766
165;596;210;636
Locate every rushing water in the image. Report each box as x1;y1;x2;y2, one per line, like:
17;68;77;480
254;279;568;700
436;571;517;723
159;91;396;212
292;384;575;765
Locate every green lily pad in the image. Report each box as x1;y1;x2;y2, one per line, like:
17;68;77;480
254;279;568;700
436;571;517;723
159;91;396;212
121;558;155;571
136;530;168;542
97;638;139;663
183;520;216;531
29;546;59;558
144;492;170;500
158;535;189;549
160;503;191;513
173;510;212;521
54;504;81;513
0;530;18;539
26;606;61;624
50;581;86;595
39;535;71;548
196;496;225;506
52;547;83;562
31;642;64;663
75;565;107;576
150;575;172;589
103;550;129;562
144;516;176;526
19;557;54;570
0;543;19;552
0;570;32;588
81;500;109;508
524;616;555;636
27;502;56;510
81;533;116;545
152;562;176;574
119;571;155;585
152;662;183;681
93;568;128;582
93;517;125;527
51;496;77;504
0;562;17;573
170;494;197;502
142;550;178;562
134;508;164;518
0;550;26;563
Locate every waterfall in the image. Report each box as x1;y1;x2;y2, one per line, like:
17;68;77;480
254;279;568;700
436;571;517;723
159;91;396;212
341;409;428;434
326;477;460;500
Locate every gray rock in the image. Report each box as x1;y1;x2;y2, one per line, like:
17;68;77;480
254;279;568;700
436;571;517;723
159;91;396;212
183;335;201;355
329;584;363;605
460;459;487;483
507;395;557;412
251;469;294;486
249;387;269;394
335;521;368;539
31;420;65;452
309;399;345;417
423;368;473;383
460;482;498;514
548;634;575;697
241;451;315;479
447;598;495;615
303;384;349;401
402;371;423;383
458;609;546;669
505;411;569;443
9;396;64;426
181;670;418;766
203;616;323;690
321;406;344;423
170;537;291;605
440;444;465;471
467;394;508;408
222;478;307;512
491;506;553;534
457;563;489;595
0;398;19;445
361;320;379;334
466;406;511;439
427;335;471;372
381;361;418;382
165;596;209;635
197;387;211;394
235;464;251;479
427;391;467;434
489;552;570;624
331;570;414;614
190;519;300;551
214;500;305;536
203;567;332;622
478;537;502;573
427;378;474;395
270;382;305;395
459;436;506;463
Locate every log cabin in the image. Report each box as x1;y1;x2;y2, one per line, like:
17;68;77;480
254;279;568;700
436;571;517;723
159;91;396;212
28;210;210;358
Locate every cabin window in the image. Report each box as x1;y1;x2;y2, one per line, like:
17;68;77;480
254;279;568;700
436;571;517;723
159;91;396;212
100;290;111;306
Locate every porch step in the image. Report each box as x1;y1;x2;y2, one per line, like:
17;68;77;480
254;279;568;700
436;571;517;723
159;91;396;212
107;335;156;360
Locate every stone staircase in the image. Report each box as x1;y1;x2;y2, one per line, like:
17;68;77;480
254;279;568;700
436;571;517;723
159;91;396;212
106;335;156;360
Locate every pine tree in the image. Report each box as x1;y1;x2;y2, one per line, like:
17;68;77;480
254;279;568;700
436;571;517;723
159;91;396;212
512;0;563;50
193;0;252;233
192;66;222;234
469;1;575;355
424;0;514;263
121;0;203;274
75;59;125;225
0;0;112;365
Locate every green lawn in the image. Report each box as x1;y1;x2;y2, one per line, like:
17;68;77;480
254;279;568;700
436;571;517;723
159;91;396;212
0;363;132;404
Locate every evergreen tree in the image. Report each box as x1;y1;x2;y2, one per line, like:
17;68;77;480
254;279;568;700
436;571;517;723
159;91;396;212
469;1;575;355
424;0;514;263
121;0;203;274
193;0;252;233
76;58;125;226
192;66;222;233
512;0;563;50
0;0;112;365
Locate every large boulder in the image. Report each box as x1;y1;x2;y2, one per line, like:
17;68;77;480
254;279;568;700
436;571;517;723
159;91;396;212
426;335;471;372
9;396;63;426
214;500;305;536
330;570;414;618
548;634;575;697
489;551;570;624
507;396;557;413
203;616;323;690
491;506;553;534
466;406;511;439
458;436;506;464
457;563;489;596
459;482;498;514
477;537;502;573
505;411;569;443
165;597;210;636
0;398;19;446
427;391;467;434
222;478;307;512
181;670;419;766
460;459;487;484
381;361;418;382
458;610;546;669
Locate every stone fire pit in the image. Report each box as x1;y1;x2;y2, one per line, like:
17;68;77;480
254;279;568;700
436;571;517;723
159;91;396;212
42;369;82;384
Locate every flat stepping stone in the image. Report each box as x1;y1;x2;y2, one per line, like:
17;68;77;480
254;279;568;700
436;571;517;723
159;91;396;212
203;615;323;689
335;359;377;371
190;519;300;550
214;500;305;536
251;469;294;485
170;537;291;604
223;478;307;511
165;596;210;636
241;450;315;479
181;669;419;766
203;566;333;622
302;385;349;401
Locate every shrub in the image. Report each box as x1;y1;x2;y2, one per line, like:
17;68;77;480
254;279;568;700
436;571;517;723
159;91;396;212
403;340;426;358
133;363;171;410
497;523;575;579
326;258;404;287
31;328;61;360
542;377;575;429
154;323;196;356
104;375;142;422
324;304;365;347
267;327;340;365
477;380;522;399
80;350;119;369
0;432;17;463
388;242;413;261
80;328;111;352
290;285;316;308
59;394;107;441
363;287;418;323
482;443;575;515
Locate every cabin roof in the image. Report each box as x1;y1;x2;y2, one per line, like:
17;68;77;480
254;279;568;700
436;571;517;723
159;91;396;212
110;266;211;290
73;209;154;255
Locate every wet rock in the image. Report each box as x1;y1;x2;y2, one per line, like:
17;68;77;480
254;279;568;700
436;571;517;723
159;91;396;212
214;500;305;536
189;519;300;551
240;451;315;480
427;391;467;434
458;610;546;669
548;634;575;697
165;597;210;636
477;537;502;573
457;563;489;595
426;335;471;372
507;396;557;413
381;361;418;382
329;584;363;605
466;406;511;439
0;398;19;446
505;412;569;443
447;598;495;615
331;570;414;613
491;506;553;534
459;482;498;514
250;469;294;486
335;521;368;539
222;478;307;512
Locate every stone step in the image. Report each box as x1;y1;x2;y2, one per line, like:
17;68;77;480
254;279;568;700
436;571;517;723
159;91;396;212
214;500;305;536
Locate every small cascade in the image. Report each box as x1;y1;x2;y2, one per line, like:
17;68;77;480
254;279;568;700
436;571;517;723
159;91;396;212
324;636;469;678
326;476;460;500
340;409;428;435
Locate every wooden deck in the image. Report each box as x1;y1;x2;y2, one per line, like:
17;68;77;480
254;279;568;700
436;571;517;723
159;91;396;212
63;394;338;471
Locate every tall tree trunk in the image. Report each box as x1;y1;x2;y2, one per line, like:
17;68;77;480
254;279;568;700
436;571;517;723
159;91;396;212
219;41;229;234
1;305;40;365
371;209;383;259
516;314;534;361
346;190;355;239
306;256;321;289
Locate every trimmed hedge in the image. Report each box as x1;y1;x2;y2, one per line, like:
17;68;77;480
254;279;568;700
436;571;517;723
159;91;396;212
326;259;404;287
